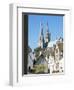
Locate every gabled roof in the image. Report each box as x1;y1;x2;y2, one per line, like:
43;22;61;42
36;54;48;65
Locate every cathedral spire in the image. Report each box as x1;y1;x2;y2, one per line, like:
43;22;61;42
38;22;44;48
46;22;49;32
40;22;43;36
45;22;50;44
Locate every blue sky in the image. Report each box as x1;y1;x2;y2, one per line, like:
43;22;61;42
28;14;63;51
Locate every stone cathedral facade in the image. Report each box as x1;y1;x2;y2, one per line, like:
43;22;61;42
28;22;64;74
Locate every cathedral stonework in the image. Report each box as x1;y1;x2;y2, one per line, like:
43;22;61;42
38;22;50;48
28;22;64;74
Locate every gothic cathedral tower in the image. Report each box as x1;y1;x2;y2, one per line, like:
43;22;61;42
45;22;51;46
38;22;44;48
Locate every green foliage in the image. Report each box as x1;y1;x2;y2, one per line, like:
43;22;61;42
34;64;48;74
34;47;41;52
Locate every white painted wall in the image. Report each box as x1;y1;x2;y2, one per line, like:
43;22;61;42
0;0;74;89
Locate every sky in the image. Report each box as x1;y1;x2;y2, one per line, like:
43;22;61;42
28;14;63;51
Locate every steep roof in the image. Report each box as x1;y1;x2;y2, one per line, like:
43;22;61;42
36;54;47;65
